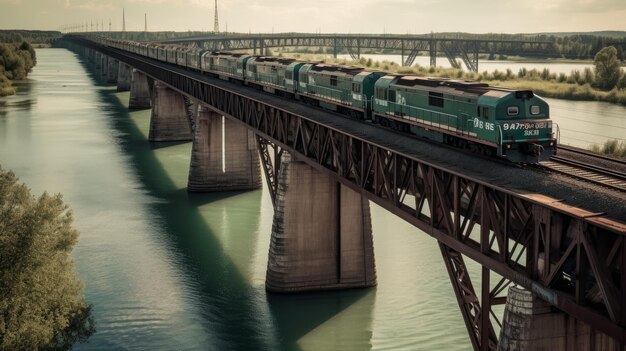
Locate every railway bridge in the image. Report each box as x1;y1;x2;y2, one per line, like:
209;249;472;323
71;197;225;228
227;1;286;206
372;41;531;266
157;33;557;72
62;35;625;351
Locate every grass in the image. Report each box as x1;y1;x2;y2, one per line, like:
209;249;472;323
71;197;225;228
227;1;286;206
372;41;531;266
494;81;626;105
590;140;626;157
279;52;626;106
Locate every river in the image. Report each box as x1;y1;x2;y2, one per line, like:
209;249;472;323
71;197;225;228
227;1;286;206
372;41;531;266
0;48;624;350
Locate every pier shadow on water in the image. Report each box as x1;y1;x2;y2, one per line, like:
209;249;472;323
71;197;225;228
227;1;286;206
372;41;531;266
77;50;375;351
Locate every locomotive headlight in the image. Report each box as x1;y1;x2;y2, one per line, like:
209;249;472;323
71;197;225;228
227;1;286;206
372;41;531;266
530;105;541;115
505;144;512;149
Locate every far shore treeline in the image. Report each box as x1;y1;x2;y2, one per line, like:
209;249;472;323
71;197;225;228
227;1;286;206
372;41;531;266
0;31;60;97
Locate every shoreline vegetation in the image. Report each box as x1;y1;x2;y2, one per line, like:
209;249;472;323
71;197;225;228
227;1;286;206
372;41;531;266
590;140;626;158
276;48;626;106
0;31;60;97
0;167;95;349
275;49;626;157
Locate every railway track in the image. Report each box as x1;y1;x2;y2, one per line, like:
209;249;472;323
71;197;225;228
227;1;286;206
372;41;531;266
540;155;626;192
558;144;626;166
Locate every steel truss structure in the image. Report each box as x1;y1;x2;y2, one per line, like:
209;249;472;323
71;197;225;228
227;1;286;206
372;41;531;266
160;34;556;71
70;38;625;351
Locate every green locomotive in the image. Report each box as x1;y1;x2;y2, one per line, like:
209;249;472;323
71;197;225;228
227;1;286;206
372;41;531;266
373;75;555;163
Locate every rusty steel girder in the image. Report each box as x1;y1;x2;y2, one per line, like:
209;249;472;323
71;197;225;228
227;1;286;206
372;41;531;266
72;38;625;350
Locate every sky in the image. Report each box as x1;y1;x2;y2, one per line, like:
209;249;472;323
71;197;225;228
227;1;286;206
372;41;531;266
0;0;625;34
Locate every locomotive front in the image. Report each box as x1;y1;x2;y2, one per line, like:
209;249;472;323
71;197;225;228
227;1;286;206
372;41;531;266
484;90;556;163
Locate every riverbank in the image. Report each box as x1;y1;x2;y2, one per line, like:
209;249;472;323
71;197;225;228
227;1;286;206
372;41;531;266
494;80;626;105
278;53;626;106
0;31;54;97
590;140;626;157
0;42;37;97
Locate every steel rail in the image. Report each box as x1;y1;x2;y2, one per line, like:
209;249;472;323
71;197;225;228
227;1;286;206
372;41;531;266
559;144;626;166
539;157;626;192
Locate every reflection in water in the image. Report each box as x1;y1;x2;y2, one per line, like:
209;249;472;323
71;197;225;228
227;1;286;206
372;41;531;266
267;290;375;351
547;98;626;147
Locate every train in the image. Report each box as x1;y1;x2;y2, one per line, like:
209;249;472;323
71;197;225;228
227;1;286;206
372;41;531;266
99;37;557;163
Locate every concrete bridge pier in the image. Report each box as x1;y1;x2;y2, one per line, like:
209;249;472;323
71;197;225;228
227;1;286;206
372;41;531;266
106;58;119;84
86;48;95;63
265;152;376;292
148;81;192;142
498;286;624;351
116;63;132;92
187;106;261;192
94;51;102;69
101;55;109;78
128;69;152;110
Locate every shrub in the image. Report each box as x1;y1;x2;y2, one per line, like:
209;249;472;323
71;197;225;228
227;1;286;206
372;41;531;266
582;67;595;85
591;139;626;157
518;67;527;78
594;46;621;90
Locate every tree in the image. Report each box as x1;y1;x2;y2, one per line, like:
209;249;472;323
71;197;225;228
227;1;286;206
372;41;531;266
594;46;621;90
0;168;94;350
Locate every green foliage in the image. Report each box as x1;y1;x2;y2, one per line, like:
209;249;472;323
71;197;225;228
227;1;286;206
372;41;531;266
0;42;36;96
590;139;626;157
582;67;595;85
594;46;621;90
0;31;60;45
279;51;626;105
0;168;94;350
